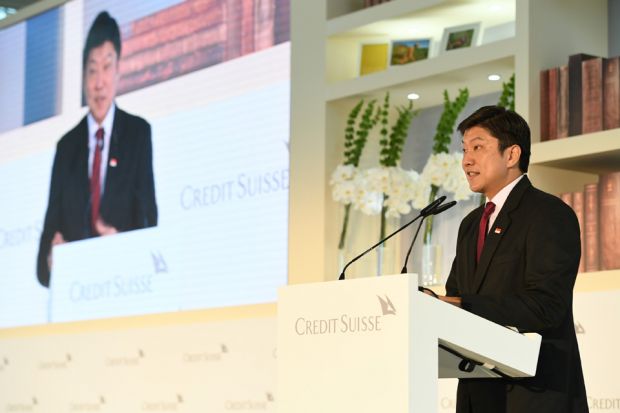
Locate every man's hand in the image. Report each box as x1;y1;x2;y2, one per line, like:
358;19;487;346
47;231;66;270
438;295;462;307
421;288;462;308
95;218;118;236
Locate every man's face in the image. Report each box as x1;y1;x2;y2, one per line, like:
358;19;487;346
461;126;519;199
84;41;119;125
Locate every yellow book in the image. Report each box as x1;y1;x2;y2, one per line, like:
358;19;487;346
360;44;388;76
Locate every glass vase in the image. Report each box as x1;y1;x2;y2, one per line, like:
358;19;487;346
376;244;398;277
421;243;442;286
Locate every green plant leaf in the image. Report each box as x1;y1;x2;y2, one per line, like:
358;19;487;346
432;88;469;155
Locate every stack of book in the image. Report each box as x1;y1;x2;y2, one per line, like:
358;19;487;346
559;172;620;273
117;0;281;95
540;53;620;141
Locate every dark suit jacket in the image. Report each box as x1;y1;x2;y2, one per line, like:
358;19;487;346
37;106;157;287
446;176;588;413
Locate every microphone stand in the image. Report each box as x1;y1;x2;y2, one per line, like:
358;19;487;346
339;196;447;280
401;200;457;274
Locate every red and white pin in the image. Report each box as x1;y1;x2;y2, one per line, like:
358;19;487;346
109;158;118;167
494;227;503;234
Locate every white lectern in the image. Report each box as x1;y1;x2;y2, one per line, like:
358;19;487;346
277;275;541;413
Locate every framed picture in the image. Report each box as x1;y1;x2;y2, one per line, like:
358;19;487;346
440;23;481;52
359;43;389;76
390;39;431;66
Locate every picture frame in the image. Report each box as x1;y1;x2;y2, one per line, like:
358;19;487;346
440;22;481;53
359;42;389;76
389;38;431;66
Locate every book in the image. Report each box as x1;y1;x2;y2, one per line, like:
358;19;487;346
540;69;550;141
572;191;586;273
119;44;225;94
582;57;604;134
568;53;597;136
599;172;620;270
131;0;217;36
359;43;389;76
254;0;275;52
603;56;620;130
123;5;223;58
558;65;569;138
584;183;600;272
120;26;225;74
241;0;255;54
559;192;573;207
548;67;559;140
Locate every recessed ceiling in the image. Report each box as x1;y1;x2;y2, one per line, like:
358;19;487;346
0;0;66;27
0;0;42;12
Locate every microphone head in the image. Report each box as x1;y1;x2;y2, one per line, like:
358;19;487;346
421;195;446;216
431;200;457;215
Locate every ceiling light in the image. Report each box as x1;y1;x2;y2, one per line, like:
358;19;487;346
407;93;420;100
0;7;17;21
487;74;501;81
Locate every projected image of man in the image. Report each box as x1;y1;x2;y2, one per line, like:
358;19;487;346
36;11;157;287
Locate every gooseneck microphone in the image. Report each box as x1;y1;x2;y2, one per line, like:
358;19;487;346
338;196;447;280
400;200;457;274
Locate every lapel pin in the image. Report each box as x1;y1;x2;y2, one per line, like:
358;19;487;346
494;227;503;234
109;158;118;167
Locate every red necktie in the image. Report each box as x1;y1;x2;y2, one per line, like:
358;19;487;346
91;127;104;233
476;201;496;262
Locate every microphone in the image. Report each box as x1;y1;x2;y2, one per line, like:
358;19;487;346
420;195;446;216
400;200;457;274
338;196;447;280
429;200;456;216
395;197;449;272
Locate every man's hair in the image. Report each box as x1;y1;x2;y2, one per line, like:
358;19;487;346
83;11;121;70
457;105;531;173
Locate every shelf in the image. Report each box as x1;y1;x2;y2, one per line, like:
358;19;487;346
575;270;620;292
530;128;620;174
327;0;443;36
428;270;620;296
325;38;515;108
327;0;514;39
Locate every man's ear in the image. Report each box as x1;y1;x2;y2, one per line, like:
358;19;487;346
506;145;521;168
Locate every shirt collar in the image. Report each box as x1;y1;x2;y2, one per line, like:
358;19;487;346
487;174;525;210
87;102;116;137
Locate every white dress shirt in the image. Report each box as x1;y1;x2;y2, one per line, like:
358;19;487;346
87;103;116;194
486;174;526;232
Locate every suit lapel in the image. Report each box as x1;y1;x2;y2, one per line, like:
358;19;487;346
471;176;531;292
77;117;91;207
101;107;122;209
472;212;512;292
465;208;482;293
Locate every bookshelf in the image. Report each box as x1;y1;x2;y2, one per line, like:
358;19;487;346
326;38;516;105
575;270;620;292
289;0;617;289
531;129;620;174
327;0;443;31
529;128;620;194
429;269;620;296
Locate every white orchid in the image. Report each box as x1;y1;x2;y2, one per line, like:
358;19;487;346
330;164;359;205
420;152;473;202
330;164;356;184
355;189;383;216
331;164;427;218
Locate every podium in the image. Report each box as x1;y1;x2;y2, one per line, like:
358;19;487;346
276;275;541;412
49;227;178;322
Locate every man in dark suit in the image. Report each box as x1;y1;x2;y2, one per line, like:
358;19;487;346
437;106;588;412
37;11;157;287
